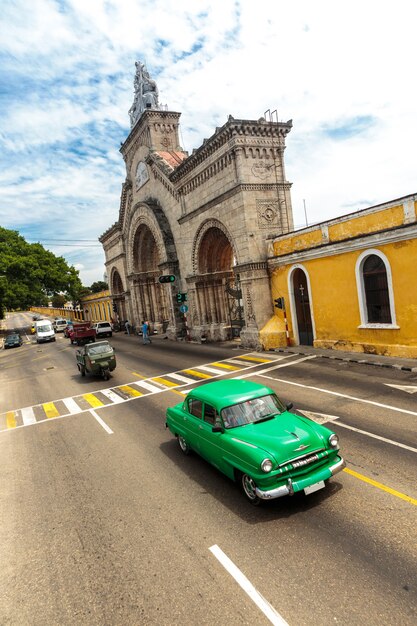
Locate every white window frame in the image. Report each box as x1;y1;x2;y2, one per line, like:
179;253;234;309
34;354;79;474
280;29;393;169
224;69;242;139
355;249;399;329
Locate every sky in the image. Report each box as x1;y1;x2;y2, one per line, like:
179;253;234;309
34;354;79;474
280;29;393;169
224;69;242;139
1;0;416;286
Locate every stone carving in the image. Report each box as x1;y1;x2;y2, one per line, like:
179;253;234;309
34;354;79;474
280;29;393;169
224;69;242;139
135;161;149;190
256;199;281;229
129;61;160;127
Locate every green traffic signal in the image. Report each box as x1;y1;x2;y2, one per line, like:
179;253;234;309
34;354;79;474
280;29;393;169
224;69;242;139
159;275;176;283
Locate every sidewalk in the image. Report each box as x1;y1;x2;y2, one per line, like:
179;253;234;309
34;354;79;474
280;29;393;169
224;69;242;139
270;345;417;373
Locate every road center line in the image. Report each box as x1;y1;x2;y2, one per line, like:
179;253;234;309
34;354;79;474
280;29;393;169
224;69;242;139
90;410;113;434
209;545;288;626
343;468;417;505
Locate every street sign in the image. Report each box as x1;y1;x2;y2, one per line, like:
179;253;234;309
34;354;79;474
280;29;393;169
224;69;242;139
180;304;188;313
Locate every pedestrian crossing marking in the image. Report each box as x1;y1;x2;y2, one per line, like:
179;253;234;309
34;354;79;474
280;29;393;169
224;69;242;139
83;394;105;408
151;377;179;387
0;352;288;432
211;362;241;371
43;402;60;418
6;411;16;429
118;385;143;398
182;369;212;379
237;356;271;363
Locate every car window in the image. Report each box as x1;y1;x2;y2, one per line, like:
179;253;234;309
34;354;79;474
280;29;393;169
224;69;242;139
188;398;203;419
221;394;284;428
203;403;217;425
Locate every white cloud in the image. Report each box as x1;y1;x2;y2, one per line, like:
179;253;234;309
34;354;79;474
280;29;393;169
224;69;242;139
1;0;416;283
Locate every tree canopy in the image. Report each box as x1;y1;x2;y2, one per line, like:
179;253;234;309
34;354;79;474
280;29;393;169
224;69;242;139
0;227;83;316
89;280;108;293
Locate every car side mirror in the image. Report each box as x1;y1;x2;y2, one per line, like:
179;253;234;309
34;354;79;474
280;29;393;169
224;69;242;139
286;402;294;411
212;425;223;433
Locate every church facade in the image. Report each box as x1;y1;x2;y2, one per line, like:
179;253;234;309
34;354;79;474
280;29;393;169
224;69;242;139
100;63;294;347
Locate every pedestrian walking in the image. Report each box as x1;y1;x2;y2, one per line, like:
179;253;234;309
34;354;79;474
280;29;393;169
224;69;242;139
125;320;131;335
141;320;150;344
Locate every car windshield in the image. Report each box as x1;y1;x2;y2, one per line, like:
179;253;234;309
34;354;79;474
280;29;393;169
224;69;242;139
87;344;112;355
221;393;285;428
7;334;19;341
37;325;51;332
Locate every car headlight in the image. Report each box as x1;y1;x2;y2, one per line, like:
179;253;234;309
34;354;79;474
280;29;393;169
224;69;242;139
329;433;339;449
261;458;273;473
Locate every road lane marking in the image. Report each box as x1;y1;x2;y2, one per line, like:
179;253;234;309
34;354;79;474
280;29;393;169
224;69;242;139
211;361;241;370
258;372;417;418
62;397;83;414
135;380;163;393
21;407;36;426
90;410;113;434
344;468;417;505
118;385;143;398
197;365;232;375
165;372;197;384
151;377;179;387
100;389;125;404
385;384;417;394
6;411;16;428
238;355;274;363
182;368;212;379
336;421;417;453
239;356;316;379
83;394;105;408
43;402;60;419
209;545;288;625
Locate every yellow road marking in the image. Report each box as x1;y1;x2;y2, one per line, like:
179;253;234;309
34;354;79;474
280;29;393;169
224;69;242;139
344;468;417;505
43;402;60;418
182;369;212;379
118;385;143;397
83;394;105;408
132;371;145;379
211;362;241;370
171;389;187;397
152;377;179;387
238;356;271;363
6;411;16;429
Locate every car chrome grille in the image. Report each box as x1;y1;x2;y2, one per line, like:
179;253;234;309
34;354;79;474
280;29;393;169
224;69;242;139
279;448;324;468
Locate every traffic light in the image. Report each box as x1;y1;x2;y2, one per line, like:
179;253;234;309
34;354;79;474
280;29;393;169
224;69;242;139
274;297;285;310
175;292;188;303
159;275;176;284
112;302;118;313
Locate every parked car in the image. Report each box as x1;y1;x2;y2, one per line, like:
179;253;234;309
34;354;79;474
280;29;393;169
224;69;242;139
165;379;345;505
68;322;96;345
92;321;113;338
4;333;23;349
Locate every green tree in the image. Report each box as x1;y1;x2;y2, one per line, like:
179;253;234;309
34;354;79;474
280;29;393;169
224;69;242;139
52;293;66;308
0;227;83;315
89;280;108;293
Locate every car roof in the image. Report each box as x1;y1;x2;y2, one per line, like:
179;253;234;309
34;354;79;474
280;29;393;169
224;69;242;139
188;379;275;410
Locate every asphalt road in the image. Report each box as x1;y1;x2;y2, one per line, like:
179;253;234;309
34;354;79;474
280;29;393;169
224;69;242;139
1;312;416;625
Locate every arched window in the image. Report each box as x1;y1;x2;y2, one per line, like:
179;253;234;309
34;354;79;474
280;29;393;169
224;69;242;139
356;250;397;327
362;255;391;323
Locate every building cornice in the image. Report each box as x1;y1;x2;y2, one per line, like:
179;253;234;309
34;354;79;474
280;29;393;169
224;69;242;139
268;222;417;268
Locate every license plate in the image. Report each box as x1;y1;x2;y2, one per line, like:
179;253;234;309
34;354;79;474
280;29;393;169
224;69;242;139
304;480;325;495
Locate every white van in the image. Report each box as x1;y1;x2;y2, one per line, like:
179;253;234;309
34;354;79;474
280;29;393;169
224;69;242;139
35;320;56;344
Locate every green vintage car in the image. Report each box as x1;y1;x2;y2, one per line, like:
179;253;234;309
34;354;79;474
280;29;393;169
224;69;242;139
166;379;345;505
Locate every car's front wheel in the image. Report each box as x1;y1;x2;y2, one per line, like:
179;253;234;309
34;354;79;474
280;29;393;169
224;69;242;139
178;435;191;455
239;472;261;506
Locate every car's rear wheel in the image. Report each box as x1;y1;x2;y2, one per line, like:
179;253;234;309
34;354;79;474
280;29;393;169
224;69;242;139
178;435;191;455
239;472;261;506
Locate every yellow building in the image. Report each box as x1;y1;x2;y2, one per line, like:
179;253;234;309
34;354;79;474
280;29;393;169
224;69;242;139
81;290;114;324
262;193;417;358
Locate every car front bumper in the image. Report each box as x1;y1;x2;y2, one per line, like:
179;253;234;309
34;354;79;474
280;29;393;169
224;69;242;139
255;456;346;500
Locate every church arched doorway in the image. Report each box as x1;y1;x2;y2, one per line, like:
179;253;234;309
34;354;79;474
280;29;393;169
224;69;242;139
132;223;170;330
292;267;314;346
194;226;241;340
111;269;126;322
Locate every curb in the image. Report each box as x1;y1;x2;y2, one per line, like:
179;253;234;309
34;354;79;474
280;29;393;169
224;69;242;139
273;348;417;373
